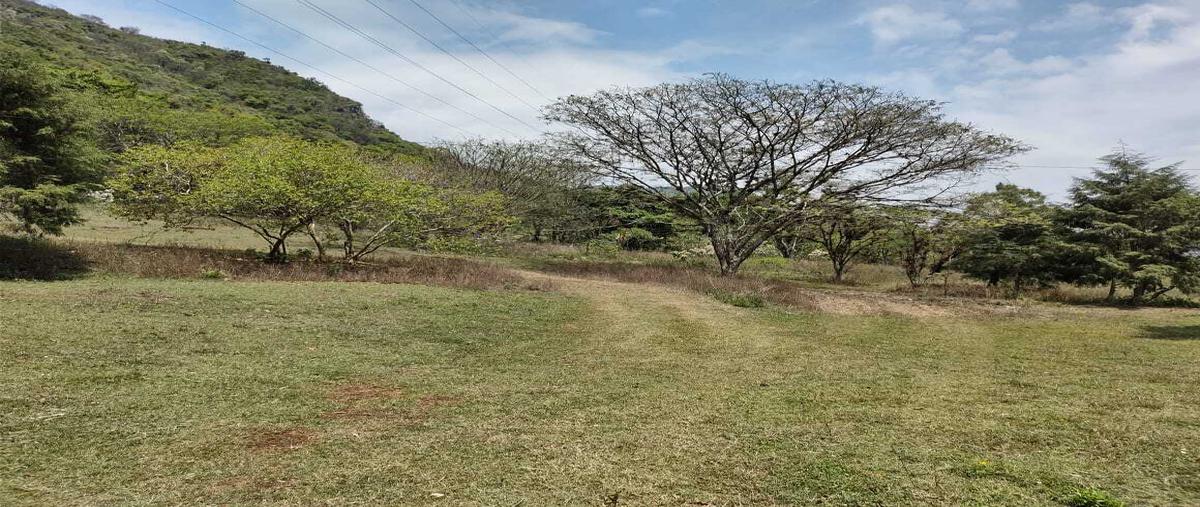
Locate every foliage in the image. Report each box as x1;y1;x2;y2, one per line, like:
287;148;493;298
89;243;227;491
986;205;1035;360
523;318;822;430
889;206;968;287
0;50;104;235
799;201;895;283
547;73;1027;274
1058;150;1200;303
0;1;422;155
427;139;593;241
112;136;509;262
1058;487;1125;507
952;184;1062;295
113;136;384;260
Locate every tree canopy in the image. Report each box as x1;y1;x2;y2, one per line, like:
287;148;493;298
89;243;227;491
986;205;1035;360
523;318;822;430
546;73;1027;274
1059;151;1200;302
0;52;103;235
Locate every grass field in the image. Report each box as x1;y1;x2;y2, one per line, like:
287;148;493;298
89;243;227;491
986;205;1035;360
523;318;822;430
2;212;1198;504
3;272;1199;505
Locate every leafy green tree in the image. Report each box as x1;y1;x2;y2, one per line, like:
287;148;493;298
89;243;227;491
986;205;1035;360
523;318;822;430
1059;151;1200;303
952;184;1061;295
0;51;103;235
335;183;511;262
113;136;380;260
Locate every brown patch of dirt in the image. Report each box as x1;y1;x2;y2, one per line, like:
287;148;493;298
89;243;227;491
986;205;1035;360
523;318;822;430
246;427;315;451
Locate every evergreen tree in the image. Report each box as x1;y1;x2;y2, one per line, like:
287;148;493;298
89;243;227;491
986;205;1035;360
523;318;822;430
0;50;102;235
952;184;1061;295
1059;150;1200;303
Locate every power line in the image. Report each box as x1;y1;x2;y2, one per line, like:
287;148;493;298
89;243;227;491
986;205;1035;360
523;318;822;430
229;0;513;137
297;0;542;134
403;0;551;102
444;0;551;92
360;0;544;115
1001;164;1200;172
150;0;474;139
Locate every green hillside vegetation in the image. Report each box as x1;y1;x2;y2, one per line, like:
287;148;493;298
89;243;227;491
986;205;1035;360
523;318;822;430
0;0;423;155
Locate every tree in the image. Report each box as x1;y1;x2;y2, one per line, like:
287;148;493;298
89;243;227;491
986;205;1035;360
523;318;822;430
1059;150;1200;303
113;136;380;260
427;139;594;242
546;74;1027;274
334;183;511;262
0;51;103;235
889;206;967;287
952;184;1061;295
802;201;894;283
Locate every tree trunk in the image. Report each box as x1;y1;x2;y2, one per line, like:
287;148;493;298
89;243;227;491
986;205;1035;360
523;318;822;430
1131;285;1147;304
1105;279;1117;302
832;260;847;283
710;236;747;276
773;235;801;259
267;237;288;263
307;223;326;261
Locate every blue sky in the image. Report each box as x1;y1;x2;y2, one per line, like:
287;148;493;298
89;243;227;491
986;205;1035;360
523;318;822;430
39;0;1200;197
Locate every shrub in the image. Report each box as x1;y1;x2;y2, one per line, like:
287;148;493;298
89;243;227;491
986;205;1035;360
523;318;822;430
584;237;620;257
613;227;658;251
199;268;227;280
1059;487;1124;507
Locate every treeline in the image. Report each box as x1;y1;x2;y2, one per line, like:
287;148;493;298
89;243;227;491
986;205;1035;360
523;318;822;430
3;32;1197;305
439;138;1200;305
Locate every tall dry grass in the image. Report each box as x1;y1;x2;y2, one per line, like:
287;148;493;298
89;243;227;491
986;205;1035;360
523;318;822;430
0;237;549;291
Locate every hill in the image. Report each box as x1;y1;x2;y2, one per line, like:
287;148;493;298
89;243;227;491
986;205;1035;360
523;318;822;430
0;0;423;155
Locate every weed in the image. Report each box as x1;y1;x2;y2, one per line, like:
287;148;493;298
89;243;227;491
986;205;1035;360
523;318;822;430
709;289;766;308
1058;487;1125;507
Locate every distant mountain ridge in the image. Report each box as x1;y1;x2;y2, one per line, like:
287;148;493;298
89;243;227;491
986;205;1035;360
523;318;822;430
0;0;424;155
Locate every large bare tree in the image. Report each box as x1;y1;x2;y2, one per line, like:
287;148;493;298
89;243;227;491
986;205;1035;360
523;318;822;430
545;74;1027;274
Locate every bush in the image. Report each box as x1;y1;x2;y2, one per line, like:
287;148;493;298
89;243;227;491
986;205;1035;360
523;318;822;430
613;227;659;251
584;237;620;257
708;289;766;308
199;268;227;280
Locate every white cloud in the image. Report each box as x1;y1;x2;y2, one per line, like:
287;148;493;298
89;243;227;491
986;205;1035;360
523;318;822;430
1035;2;1110;31
636;7;670;18
34;0;690;143
1118;3;1191;40
966;0;1020;11
949;1;1200;197
972;29;1019;44
979;49;1073;76
858;5;964;46
489;10;604;46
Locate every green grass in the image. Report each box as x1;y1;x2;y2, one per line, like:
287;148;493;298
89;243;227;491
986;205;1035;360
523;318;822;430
3;275;1199;505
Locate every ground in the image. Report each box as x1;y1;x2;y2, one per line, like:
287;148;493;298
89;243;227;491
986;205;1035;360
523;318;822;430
3;265;1199;505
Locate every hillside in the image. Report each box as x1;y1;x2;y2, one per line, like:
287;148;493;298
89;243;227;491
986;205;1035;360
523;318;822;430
0;0;423;155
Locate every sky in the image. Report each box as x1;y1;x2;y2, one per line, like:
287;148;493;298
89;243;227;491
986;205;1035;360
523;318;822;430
37;0;1200;198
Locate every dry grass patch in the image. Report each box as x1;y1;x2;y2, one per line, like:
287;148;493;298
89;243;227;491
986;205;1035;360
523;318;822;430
245;427;316;452
530;258;1023;317
0;236;551;291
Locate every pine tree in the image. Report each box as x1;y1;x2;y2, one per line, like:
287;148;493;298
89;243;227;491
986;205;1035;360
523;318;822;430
0;50;102;235
1060;150;1200;303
